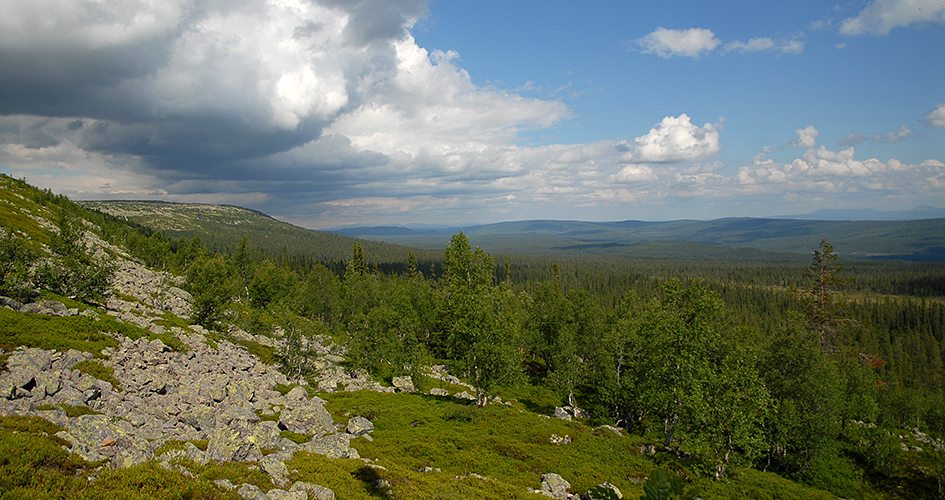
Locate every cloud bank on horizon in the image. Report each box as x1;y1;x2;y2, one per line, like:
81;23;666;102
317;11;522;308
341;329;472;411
0;0;943;229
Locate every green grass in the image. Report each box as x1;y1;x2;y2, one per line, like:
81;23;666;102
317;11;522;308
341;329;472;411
0;307;119;356
0;415;238;500
36;403;102;419
0;306;189;357
73;359;122;391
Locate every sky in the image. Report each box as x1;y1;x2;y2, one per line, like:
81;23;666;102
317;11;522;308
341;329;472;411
0;0;943;229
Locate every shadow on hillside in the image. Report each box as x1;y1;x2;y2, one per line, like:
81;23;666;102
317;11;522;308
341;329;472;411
353;465;393;499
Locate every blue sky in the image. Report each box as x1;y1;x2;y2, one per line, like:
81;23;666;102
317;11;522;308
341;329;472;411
0;0;943;228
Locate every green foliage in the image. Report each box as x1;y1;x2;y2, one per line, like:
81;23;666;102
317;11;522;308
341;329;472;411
32;211;114;304
599;280;768;478
276;309;325;380
795;238;851;349
640;469;695;500
73;359;122;391
187;255;237;327
0;306;167;356
441;232;523;404
762;320;843;478
0;226;37;301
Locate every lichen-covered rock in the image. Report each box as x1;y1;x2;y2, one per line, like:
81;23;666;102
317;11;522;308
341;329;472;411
302;433;351;459
34;370;62;396
429;388;449;397
207;425;261;462
554;407;572;421
265;489;306;500
290;482;335;500
537;473;578;499
58;414;137;462
346;416;374;436
454;391;476;401
251;420;283;449
285;385;309;401
391;375;414;392
227;378;255;403
237;483;268;500
279;402;335;437
180;405;216;431
261;456;291;488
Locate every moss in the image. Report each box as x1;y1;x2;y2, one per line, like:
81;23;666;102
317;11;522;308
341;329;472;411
0;307;118;356
0;415;238;499
280;430;312;445
58;404;103;418
73;359;122;391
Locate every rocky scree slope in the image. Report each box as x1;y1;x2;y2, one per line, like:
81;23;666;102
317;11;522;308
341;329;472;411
0;214;403;499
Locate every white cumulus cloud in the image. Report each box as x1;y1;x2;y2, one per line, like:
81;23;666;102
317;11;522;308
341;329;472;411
621;114;722;164
791;126;820;148
840;0;945;35
636;28;720;59
927;103;945;127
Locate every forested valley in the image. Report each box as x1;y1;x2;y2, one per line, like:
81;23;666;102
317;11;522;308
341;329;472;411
116;209;945;497
2;174;945;499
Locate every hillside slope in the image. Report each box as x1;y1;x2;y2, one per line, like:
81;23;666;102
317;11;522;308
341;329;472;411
3;175;939;499
82;200;440;265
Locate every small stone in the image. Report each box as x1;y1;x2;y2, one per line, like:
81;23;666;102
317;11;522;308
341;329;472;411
214;479;236;490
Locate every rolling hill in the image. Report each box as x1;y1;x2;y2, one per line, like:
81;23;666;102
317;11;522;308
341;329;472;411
333;217;945;261
80;200;440;265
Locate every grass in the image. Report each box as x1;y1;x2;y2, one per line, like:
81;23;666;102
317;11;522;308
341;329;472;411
0;306;119;356
0;415;238;500
73;359;122;391
0;305;189;357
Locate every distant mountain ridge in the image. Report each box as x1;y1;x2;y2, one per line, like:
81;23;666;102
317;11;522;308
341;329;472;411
333;217;945;261
773;205;945;221
81;200;440;265
81;200;945;262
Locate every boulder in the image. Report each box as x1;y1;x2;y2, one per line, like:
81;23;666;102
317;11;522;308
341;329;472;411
236;483;268;500
290;481;335;500
227;379;256;403
180;405;216;431
536;473;578;499
554;407;572;421
266;490;306;500
285;386;309;401
429;388;449;397
261;456;291;488
207;425;261;462
302;433;351;459
279;402;335;437
346;416;374;436
251;420;283;449
454;391;476;401
584;482;623;500
34;370;62;396
391;375;415;392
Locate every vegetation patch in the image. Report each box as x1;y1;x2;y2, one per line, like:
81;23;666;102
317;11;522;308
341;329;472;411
73;359;122;391
0;307;118;356
0;415;237;499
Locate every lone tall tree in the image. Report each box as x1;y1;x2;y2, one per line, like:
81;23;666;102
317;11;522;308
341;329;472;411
797;238;849;349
